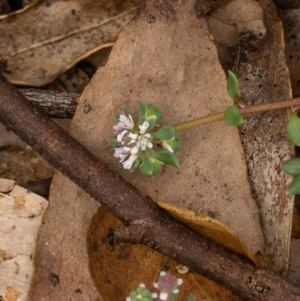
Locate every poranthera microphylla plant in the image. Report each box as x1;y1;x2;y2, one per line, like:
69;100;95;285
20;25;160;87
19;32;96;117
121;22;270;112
111;71;300;193
110;102;180;175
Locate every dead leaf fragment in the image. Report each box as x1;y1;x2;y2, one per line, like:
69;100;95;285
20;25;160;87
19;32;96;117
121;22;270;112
0;0;140;86
0;183;48;301
4;286;21;301
157;201;267;267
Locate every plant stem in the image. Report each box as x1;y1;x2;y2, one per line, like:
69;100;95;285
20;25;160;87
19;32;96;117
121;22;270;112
173;97;300;132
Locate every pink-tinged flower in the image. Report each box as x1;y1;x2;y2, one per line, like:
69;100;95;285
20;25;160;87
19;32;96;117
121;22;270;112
123;154;138;169
113;146;130;162
153;271;182;300
113;146;125;157
117;130;129;143
114;114;134;132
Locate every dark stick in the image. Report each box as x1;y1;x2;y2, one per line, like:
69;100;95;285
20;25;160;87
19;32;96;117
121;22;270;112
0;75;299;301
18;88;80;118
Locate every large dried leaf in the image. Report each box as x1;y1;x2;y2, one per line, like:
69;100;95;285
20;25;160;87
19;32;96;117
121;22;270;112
29;0;266;298
69;0;265;256
27;174;100;300
0;180;48;301
0;0;140;86
87;206;241;301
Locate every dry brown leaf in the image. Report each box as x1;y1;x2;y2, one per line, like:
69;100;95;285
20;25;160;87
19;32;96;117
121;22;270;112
27;174;101;301
157;201;267;267
87;206;242;301
0;0;140;86
0;180;48;301
29;0;266;298
69;0;265;256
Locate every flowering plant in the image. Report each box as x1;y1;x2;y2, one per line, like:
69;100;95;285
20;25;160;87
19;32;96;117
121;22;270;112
110;102;180;175
126;271;196;301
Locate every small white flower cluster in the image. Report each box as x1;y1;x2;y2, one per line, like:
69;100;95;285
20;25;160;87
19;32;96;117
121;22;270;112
110;102;180;175
126;271;186;301
114;118;153;170
153;271;183;300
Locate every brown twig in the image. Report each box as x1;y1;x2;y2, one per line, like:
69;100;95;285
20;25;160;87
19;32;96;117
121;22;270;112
0;75;300;300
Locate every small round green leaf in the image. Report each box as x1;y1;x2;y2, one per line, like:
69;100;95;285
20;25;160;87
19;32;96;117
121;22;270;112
281;158;300;176
146;103;163;124
152;159;162;173
227;70;239;103
153;126;174;140
286;174;300;195
224;106;244;126
186;294;196;301
154;150;180;168
286;111;300;147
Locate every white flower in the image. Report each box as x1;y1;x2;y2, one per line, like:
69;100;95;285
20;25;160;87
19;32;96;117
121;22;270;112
127;132;138;144
159;291;169;300
122;154;138;169
130;145;140;154
114;114;134;131
117;130;129;143
137;134;153;151
139;121;149;134
162;140;174;153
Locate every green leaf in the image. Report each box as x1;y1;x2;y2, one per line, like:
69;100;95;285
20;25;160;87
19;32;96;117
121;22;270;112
146;103;163;124
224;106;244;126
281;158;300;176
147;118;156;132
154;150;180;168
139;101;147;125
140;156;153;175
227;70;239;103
114;113;120;122
153;126;174;140
152;159;162;173
108;139;120;148
186;294;196;301
286;174;300;195
170;292;179;301
286;111;300;146
123;106;130;116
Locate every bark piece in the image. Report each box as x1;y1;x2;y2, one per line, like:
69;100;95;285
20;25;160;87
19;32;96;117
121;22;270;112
232;0;294;274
